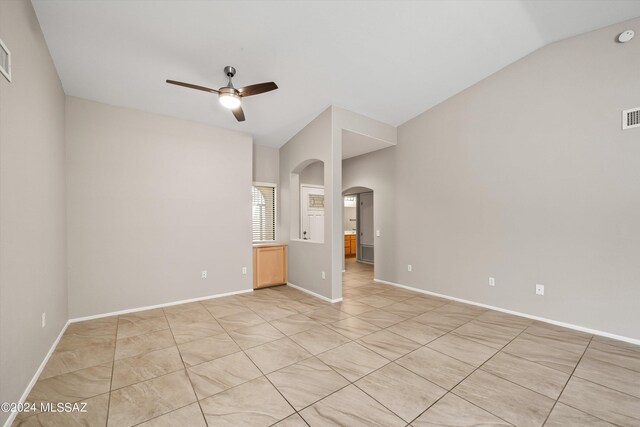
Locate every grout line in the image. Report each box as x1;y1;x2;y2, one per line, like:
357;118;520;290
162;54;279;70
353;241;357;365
541;335;593;426
21;265;639;427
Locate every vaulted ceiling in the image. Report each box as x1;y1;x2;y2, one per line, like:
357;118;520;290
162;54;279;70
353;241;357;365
32;0;640;147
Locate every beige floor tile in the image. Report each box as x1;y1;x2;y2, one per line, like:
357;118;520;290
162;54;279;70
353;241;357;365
334;300;376;315
573;355;640;398
114;329;175;360
412;392;511;426
14;393;109;427
177;333;240;367
268;357;349;410
383;301;431;318
451;319;522;349
453;370;555;427
245;337;311;374
355;309;404;328
204;302;252;318
162;302;207;315
136;403;206;427
356;363;446;422
199;376;294;427
187;351;261;400
306;306;351;324
40;342;115;379
119;308;166;323
427;334;498;367
558;376;640;426
65;318;118;337
412;311;474;332
271;313;321;335
273;413;308;426
299;384;405;427
56;333;115;352
356;294;395;308
165;308;213;325
502;333;583;374
289;326;351;355
326;317;380;340
474;310;533;329
227;322;285;349
250;304;298;321
585;340;640;372
216;311;265;331
107;370;196;427
480;352;570;399
27;363;112;407
544;403;615;427
387;319;446;345
357;329;421;360
402;296;449;312
317;342;388;382
112;346;183;389
170;319;225;344
396;347;474;390
116;316;169;340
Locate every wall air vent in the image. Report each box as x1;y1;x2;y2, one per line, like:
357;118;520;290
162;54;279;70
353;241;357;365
622;107;640;130
0;38;10;82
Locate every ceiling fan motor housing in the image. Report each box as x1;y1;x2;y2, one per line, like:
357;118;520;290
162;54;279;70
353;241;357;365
224;66;236;78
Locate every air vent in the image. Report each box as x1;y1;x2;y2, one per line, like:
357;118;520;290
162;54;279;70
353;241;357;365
622;107;640;130
0;38;10;82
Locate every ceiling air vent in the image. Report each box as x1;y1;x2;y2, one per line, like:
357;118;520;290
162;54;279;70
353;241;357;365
0;38;10;82
622;107;640;130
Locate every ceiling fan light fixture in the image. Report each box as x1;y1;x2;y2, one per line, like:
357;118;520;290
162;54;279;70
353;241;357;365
219;93;241;109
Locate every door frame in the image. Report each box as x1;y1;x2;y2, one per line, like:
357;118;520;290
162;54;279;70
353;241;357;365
300;184;325;242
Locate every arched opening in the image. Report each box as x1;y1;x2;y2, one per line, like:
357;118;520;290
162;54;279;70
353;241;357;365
291;159;325;242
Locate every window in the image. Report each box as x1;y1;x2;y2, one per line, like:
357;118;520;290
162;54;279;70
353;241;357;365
252;184;276;242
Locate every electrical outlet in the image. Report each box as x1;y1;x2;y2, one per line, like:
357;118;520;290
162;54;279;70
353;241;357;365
321;271;326;279
489;277;495;287
201;270;207;279
242;267;247;275
407;264;412;272
376;230;381;237
536;284;544;296
41;312;46;328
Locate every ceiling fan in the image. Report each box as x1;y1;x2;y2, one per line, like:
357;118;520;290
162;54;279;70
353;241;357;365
166;66;278;122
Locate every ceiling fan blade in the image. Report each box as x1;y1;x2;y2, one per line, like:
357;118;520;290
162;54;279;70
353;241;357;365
238;82;278;97
166;79;219;94
232;105;245;122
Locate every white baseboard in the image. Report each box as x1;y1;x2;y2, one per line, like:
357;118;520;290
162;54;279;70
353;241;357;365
287;282;342;303
3;320;70;427
69;288;253;323
374;278;640;346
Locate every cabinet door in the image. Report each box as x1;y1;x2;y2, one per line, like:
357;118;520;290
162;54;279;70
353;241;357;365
350;239;356;253
254;246;287;289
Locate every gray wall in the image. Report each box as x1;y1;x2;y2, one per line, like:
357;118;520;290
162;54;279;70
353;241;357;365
344;17;640;340
0;1;68;424
66;97;253;318
300;161;324;186
279;108;336;299
253;144;279;184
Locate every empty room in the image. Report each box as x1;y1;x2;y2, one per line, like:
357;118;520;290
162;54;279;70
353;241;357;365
1;0;640;426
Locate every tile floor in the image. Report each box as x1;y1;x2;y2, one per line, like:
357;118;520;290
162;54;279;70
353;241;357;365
12;258;640;426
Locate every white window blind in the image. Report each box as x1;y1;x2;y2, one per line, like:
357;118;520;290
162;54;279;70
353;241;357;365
252;185;276;241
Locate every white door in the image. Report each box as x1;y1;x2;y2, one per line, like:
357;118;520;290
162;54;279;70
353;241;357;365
301;186;324;242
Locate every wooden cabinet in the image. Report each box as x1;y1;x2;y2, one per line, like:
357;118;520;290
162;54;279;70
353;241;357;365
253;243;287;289
344;234;356;257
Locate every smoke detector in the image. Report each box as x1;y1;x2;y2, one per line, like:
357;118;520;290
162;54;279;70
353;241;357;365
618;30;634;43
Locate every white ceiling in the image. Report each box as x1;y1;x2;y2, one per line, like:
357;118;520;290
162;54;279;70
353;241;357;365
32;0;640;148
